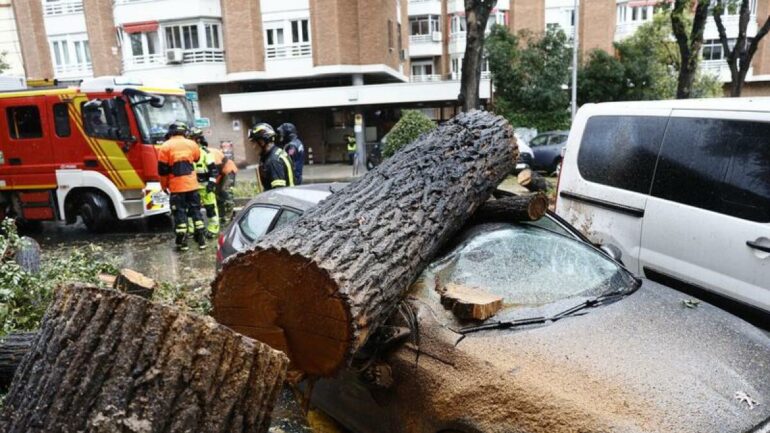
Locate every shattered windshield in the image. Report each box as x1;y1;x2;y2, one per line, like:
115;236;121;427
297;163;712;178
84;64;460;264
131;95;194;144
431;224;634;308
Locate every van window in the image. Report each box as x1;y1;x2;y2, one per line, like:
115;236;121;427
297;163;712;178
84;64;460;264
53;103;71;137
577;116;668;194
652;117;770;223
7;106;43;139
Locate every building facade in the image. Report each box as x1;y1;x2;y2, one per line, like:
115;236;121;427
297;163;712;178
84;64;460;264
0;0;24;77
11;0;770;163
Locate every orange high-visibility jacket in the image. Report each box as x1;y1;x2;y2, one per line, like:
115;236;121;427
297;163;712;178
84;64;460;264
209;147;238;178
157;136;201;193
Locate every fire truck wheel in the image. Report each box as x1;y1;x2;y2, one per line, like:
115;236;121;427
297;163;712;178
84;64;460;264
79;192;114;233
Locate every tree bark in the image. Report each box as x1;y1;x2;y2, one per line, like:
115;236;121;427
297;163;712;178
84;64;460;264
714;0;770;97
517;169;549;193
114;268;157;299
459;0;495;111
0;332;35;390
2;285;289;433
213;111;517;377
471;193;548;224
671;0;710;99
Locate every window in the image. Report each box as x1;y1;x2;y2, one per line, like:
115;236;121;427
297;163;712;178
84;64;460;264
266;27;284;47
274;209;300;229
411;61;434;77
577;116;669;194
50;35;92;75
7;106;43;139
265;19;311;58
451;15;467;33
239;206;279;241
409;15;440;36
165;24;199;49
127;31;159;61
290;19;309;44
530;135;549;147
652;118;770;223
205;24;221;49
81;100;130;140
53;103;71;137
388;19;394;50
702;38;740;61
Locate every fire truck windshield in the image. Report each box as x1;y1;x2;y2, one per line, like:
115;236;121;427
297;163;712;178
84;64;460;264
131;94;195;144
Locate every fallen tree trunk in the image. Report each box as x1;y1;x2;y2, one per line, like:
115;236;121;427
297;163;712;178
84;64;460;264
472;193;548;223
0;332;35;390
113;268;157;299
213;111;517;376
517;169;549;192
2;285;289;433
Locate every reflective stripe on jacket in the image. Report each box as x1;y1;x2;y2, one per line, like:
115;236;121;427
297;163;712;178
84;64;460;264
157;136;201;193
193;147;218;186
346;137;357;152
260;146;295;190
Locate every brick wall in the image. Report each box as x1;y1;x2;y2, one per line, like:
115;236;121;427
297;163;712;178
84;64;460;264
82;0;121;76
221;0;265;73
12;0;52;79
579;0;616;55
509;0;544;35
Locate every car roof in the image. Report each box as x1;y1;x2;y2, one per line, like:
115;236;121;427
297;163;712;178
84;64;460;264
245;183;347;211
582;97;770;113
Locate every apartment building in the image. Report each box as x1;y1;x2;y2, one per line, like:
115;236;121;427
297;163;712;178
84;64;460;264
0;0;24;77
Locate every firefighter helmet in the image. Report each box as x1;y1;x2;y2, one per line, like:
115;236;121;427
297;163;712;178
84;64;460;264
167;121;189;137
190;127;204;138
248;123;276;143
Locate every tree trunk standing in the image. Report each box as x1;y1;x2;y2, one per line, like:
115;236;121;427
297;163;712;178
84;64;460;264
671;0;710;99
2;285;289;433
213;111;517;377
714;0;770;97
0;332;35;390
459;0;495;111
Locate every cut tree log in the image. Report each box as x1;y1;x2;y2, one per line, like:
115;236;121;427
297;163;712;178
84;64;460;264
517;168;549;193
472;193;548;223
1;284;289;433
113;268;157;299
213;111;517;377
0;332;35;390
439;283;504;321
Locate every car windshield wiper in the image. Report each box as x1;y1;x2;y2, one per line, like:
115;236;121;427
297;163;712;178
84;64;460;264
458;290;632;337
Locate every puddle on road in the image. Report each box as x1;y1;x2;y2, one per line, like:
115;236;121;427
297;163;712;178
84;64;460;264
29;220;217;288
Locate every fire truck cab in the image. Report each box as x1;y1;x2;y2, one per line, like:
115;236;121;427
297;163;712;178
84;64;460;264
0;76;194;231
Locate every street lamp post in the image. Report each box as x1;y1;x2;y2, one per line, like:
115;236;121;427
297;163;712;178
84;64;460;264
571;0;580;120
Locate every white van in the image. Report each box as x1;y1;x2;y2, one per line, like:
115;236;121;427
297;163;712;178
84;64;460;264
556;98;770;314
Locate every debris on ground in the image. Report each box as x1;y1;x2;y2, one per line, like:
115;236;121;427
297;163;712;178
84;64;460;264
735;391;760;409
681;299;701;309
113;268;157;299
517;168;549;193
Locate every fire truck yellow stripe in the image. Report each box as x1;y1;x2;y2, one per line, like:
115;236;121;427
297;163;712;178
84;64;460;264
66;102;125;188
0;184;57;190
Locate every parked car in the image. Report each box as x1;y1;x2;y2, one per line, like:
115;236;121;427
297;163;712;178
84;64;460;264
215;183;337;270
218;186;770;433
530;130;569;173
515;135;534;174
556;99;770;318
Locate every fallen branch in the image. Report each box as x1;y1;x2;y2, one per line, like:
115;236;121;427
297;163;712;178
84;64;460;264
472;193;548;224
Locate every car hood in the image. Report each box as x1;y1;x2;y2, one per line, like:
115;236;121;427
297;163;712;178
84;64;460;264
411;280;770;433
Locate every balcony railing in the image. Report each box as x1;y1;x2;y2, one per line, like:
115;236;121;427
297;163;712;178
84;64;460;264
44;0;84;16
183;49;225;63
410;34;433;43
54;62;92;77
123;54;165;69
410;74;442;82
450;71;490;80
266;43;312;59
450;31;466;42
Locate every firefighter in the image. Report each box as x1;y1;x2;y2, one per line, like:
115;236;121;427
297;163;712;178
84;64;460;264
248;123;295;191
276;123;305;185
157;121;205;251
207;145;238;222
190;127;220;238
346;134;357;165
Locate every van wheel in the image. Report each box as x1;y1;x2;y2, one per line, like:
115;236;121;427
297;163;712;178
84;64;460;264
79;192;114;233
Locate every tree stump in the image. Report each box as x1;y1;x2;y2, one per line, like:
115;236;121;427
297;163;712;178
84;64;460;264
0;332;35;390
1;285;289;433
472;193;548;224
113;268;157;299
213;111;517;376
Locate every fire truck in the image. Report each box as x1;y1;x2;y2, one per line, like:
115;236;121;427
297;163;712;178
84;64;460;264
0;76;196;231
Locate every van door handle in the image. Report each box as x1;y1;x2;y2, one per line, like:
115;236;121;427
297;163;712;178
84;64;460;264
746;240;770;254
8;158;21;165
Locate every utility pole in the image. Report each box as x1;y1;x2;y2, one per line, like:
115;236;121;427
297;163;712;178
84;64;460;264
571;0;580;120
